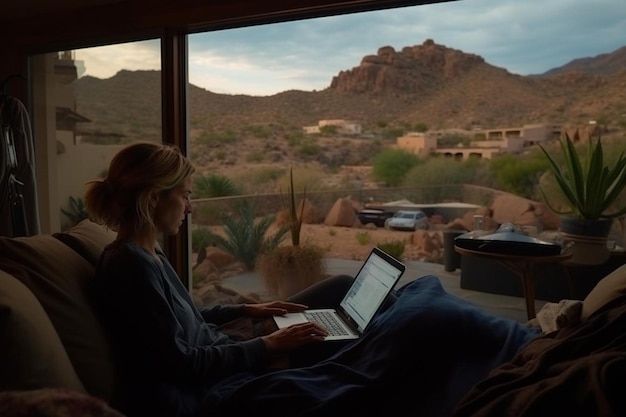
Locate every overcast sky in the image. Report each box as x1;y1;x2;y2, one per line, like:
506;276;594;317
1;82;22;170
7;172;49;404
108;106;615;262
75;0;626;96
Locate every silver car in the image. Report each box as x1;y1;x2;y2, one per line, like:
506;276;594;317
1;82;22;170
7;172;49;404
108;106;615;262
385;210;429;231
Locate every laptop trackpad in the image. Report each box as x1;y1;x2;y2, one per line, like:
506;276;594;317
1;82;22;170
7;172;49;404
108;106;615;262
273;312;308;329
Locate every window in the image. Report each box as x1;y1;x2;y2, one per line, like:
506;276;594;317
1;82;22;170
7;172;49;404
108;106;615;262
30;40;161;232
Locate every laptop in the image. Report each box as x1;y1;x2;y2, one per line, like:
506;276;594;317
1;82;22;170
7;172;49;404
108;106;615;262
273;247;406;340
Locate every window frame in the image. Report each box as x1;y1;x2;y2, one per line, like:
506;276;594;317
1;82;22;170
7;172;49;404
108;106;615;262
19;0;447;287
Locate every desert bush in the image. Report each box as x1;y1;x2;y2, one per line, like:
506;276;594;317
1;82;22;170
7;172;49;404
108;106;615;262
377;239;405;260
246;151;265;163
402;156;490;203
206;200;288;269
191;228;215;252
488;151;549;199
256;244;326;296
356;231;372;245
274;166;326;193
243;124;272;139
372;148;420;186
298;141;321;156
193;174;238;198
197;128;237;147
61;196;88;229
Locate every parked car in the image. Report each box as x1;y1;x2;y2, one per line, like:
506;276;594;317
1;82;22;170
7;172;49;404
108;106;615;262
385;210;429;231
357;208;395;227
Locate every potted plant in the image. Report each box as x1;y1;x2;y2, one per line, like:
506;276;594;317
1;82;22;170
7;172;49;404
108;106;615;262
539;132;626;263
256;168;326;298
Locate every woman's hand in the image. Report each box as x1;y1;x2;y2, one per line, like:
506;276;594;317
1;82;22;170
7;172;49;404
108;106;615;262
243;301;308;318
262;322;328;353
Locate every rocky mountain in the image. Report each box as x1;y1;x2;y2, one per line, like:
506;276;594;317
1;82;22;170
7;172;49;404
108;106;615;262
329;40;486;94
74;39;626;157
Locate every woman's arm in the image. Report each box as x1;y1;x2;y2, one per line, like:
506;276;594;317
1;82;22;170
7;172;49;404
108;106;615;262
95;243;270;382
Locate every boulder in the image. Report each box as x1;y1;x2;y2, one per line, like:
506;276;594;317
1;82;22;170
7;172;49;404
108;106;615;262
204;247;237;269
275;198;321;226
490;194;560;231
410;230;440;253
324;198;357;227
490;194;534;225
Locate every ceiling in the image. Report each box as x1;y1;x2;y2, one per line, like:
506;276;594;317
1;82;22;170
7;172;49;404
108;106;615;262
1;0;125;21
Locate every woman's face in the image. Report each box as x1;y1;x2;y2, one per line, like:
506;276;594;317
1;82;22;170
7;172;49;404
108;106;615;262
153;176;193;235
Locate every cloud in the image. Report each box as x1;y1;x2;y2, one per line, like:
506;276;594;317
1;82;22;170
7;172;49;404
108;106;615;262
75;0;626;95
75;40;160;79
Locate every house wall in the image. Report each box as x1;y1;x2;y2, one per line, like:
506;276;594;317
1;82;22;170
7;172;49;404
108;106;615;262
396;133;437;156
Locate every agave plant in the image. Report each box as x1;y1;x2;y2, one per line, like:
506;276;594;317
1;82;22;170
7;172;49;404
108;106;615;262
539;133;626;220
282;167;306;246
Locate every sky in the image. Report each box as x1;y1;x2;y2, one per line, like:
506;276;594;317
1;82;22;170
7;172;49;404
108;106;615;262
74;0;626;96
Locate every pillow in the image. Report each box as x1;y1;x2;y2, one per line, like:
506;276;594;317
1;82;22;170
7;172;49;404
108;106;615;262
582;263;626;320
0;388;124;417
0;271;85;393
54;219;117;266
0;235;116;402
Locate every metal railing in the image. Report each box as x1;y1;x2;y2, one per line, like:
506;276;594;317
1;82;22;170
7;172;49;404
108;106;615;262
190;184;505;226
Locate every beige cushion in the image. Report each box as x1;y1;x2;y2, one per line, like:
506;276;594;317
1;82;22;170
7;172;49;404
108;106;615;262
0;235;116;401
54;219;117;266
582;263;626;320
0;388;125;417
0;270;85;393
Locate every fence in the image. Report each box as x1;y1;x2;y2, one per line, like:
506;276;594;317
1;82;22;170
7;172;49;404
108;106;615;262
190;184;505;226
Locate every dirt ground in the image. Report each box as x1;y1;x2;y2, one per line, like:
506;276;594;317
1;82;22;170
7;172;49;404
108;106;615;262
285;223;445;262
204;221;447;264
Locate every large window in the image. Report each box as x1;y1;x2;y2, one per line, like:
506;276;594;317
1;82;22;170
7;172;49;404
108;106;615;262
24;0;626;299
30;40;161;232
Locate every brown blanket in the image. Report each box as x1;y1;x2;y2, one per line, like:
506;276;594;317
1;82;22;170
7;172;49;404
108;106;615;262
453;296;626;417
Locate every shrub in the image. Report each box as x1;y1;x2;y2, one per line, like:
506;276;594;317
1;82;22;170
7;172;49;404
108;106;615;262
256;244;326;296
356;231;372;245
377;240;405;260
246;151;265;163
191;228;215;252
193;174;238;198
298;142;320;156
208;200;288;269
61;196;88;229
372;149;420;186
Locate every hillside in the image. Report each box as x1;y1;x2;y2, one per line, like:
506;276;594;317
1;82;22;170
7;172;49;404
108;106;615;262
73;39;626;177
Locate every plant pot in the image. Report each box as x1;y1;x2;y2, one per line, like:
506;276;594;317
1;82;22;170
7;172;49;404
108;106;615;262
559;217;613;265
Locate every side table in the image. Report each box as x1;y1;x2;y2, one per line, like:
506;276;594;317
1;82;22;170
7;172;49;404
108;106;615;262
455;246;572;320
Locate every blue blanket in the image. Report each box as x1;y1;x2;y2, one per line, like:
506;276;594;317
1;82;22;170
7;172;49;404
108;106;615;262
203;275;540;416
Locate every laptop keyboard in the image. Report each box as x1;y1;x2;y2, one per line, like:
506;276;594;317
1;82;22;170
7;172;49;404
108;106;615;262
305;311;351;336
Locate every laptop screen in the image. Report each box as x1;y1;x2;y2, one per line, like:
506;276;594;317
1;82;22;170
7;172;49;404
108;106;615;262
339;248;405;333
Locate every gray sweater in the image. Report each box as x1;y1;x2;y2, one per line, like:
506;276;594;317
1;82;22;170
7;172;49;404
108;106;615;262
94;241;268;417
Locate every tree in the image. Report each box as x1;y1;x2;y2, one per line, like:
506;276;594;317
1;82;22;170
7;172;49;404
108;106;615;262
488;152;549;199
372;149;420;186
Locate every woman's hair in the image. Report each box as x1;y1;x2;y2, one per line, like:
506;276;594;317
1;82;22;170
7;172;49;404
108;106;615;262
84;141;195;231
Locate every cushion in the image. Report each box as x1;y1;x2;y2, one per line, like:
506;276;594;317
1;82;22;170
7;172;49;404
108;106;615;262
0;388;125;417
54;219;117;266
0;234;116;401
0;270;85;393
582;263;626;320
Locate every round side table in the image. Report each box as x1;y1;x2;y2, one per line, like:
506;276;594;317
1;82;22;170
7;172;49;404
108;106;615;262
454;246;571;320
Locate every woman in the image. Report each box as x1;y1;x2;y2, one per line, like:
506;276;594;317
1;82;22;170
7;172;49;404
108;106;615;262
84;142;354;417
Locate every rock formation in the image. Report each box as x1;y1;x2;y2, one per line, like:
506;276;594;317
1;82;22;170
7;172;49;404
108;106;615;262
329;39;485;94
